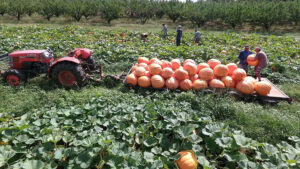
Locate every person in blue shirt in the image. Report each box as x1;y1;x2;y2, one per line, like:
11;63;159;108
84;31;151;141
176;25;182;46
194;29;201;44
238;45;252;73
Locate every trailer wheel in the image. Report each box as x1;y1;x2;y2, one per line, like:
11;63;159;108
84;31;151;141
2;69;25;86
52;62;86;88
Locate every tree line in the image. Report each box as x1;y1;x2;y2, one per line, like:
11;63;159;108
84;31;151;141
0;0;299;31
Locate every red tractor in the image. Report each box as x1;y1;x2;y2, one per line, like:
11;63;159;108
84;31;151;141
0;48;112;88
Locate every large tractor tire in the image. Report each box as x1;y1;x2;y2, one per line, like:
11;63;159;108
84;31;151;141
52;62;86;89
2;69;25;86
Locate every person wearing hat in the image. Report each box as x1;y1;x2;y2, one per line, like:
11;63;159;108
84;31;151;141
238;45;252;73
254;47;268;81
176;25;183;46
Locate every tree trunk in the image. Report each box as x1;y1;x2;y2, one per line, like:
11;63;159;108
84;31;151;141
107;19;111;24
17;13;21;21
47;16;51;21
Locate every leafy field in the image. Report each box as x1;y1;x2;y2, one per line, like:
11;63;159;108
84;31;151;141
0;25;299;168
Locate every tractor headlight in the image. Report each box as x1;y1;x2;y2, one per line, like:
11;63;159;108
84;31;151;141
42;51;53;60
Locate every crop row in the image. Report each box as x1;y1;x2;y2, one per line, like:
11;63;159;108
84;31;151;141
0;0;300;31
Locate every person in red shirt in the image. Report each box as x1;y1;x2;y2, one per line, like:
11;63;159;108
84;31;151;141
254;47;268;81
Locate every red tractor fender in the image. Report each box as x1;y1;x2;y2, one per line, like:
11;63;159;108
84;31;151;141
68;48;92;60
48;57;81;77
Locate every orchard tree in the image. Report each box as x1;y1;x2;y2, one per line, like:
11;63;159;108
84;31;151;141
154;0;166;19
249;1;289;32
130;0;156;24
82;0;100;20
8;0;27;20
38;0;56;21
99;0;123;24
25;0;37;17
288;0;300;25
65;0;85;22
0;0;9;16
221;2;246;29
165;0;183;23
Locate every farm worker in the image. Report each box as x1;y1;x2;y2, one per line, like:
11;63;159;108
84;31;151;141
238;45;252;73
254;47;268;81
162;24;168;38
194;29;201;44
176;25;183;46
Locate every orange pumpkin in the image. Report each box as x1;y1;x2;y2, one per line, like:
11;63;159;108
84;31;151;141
126;74;138;86
171;59;181;70
134;67;146;77
175;68;189;81
161;67;174;79
150;63;162;75
244;76;257;86
176;150;198;169
198;68;214;81
209;79;225;88
208;59;221;69
138;76;151;88
161;60;172;69
226;63;238;75
166;77;179;90
145;71;151;77
120;32;126;37
138;57;149;64
180;79;193;91
214;64;228;77
138;63;149;71
254;81;271;96
247;54;258;66
151;75;165;88
131;65;138;72
236;80;254;95
149;58;162;65
197;63;210;73
184;59;196;66
221;76;235;88
189;74;198;82
192;79;208;90
184;62;197;76
232;68;247;81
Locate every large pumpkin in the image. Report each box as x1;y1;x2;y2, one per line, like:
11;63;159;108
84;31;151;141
134;67;146;77
161;67;174;79
126;73;137;86
176;150;198;169
226;63;238;75
214;64;228;77
232;68;247;81
131;65;138;73
236;80;254;95
138;57;149;64
184;62;197;76
244;76;257;86
175;68;189;81
138;63;149;71
171;59;181;70
209;79;225;88
208;59;221;69
184;59;196;66
221;76;235;88
189;74;198;82
166;77;179;90
161;60;172;69
151;75;165;88
197;63;210;73
149;58;162;65
138;76;151;88
247;54;258;66
255;81;272;96
198;68;214;81
193;79;208;90
150;63;162;75
180;79;193;91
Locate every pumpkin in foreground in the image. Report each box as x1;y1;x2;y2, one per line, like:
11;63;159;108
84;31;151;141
176;150;198;169
255;81;272;96
247;54;259;66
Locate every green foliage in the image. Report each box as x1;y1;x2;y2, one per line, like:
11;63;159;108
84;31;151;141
220;2;246;29
99;0;123;24
38;0;65;21
65;0;85;22
165;0;183;23
127;0;156;24
0;0;8;16
7;0;28;20
82;0;100;20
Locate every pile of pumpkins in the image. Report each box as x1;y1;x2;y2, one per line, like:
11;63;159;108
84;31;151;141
126;57;271;96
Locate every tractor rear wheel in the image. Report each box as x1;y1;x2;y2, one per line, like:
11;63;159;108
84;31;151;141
52;62;86;88
2;69;25;86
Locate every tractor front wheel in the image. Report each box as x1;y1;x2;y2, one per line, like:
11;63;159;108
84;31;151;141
2;69;25;86
52;62;86;89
